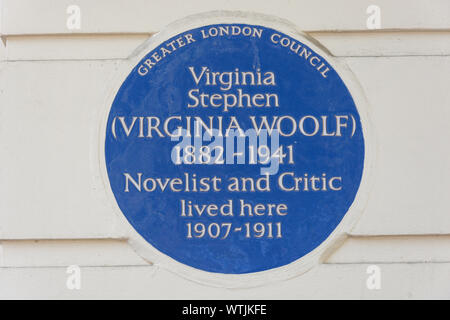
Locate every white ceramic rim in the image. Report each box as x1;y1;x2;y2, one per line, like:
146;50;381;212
91;10;376;288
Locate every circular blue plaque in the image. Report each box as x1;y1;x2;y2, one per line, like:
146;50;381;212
104;21;365;274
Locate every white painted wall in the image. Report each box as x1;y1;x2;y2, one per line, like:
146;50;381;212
0;0;449;299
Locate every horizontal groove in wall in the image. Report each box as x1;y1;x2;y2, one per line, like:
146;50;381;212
3;0;450;36
1;30;450;62
1;235;450;268
1;263;450;299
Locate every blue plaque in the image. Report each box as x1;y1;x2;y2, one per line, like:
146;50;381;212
104;19;367;275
